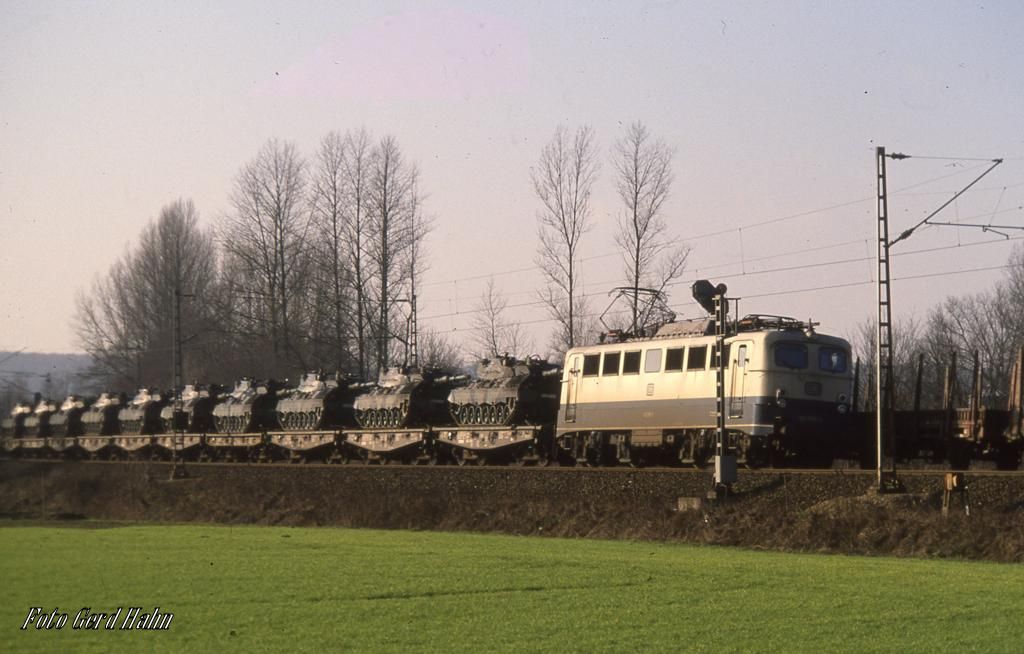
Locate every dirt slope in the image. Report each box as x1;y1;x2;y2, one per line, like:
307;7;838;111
1;461;1021;562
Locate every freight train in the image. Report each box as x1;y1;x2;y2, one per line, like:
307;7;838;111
3;282;1022;470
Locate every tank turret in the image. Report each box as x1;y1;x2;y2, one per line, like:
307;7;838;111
48;395;88;437
354;367;465;429
2;403;33;438
212;378;280;434
276;372;359;431
118;388;170;435
81;393;123;436
448;356;561;427
24;399;59;437
159;384;220;433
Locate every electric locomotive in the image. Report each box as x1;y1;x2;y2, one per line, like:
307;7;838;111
556;285;853;467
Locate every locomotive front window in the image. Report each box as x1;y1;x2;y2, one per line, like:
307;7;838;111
774;343;808;369
582;354;600;376
644;349;662;373
623;351;641;374
602;352;621;376
665;348;684;371
818;347;848;373
687;346;708;370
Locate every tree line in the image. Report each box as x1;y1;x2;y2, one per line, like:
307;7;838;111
74;122;689;391
852;244;1024;410
76;131;431;390
71;121;1022;410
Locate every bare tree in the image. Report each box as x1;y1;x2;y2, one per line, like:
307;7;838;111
341;128;375;378
367;135;422;373
75;199;219;389
923;288;1021;407
418;329;463;371
469;277;531;359
532;125;599;353
612;121;688;332
220;139;311;374
309;131;355;372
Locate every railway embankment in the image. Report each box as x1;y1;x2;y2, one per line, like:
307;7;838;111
1;460;1022;561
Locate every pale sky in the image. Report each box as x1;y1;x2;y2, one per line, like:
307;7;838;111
2;0;1023;355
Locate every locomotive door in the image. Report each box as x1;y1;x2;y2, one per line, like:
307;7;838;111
564;355;580;422
728;343;749;418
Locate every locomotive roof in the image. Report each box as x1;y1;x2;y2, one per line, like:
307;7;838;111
572;314;849;354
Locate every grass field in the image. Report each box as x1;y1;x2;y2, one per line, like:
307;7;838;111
1;523;1022;653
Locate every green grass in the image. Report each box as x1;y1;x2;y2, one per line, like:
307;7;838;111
1;524;1021;653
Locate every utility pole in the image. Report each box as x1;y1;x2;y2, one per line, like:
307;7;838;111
170;235;188;480
875;147;897;490
874;146;1006;490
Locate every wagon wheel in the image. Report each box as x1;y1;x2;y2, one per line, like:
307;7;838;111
453;448;469;466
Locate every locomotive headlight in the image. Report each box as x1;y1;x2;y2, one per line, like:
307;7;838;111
837;403;849;414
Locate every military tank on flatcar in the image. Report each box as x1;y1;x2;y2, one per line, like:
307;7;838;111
48;396;88;437
212;378;281;434
81;393;123;435
448;356;561;427
117;388;170;435
2;403;33;438
23;399;59;437
353;367;464;429
159;384;220;433
275;372;358;431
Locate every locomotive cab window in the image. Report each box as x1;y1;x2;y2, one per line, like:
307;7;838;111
687;346;707;371
623;351;641;374
602;352;621;376
582;354;600;376
818;347;848;373
774;342;808;369
665;348;684;371
644;349;662;373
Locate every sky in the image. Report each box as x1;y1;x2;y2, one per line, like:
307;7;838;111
2;0;1023;356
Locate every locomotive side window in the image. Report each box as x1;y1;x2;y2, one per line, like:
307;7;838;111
687;346;707;370
819;347;848;373
602;352;621;376
582;354;600;376
774;343;808;369
665;348;684;371
623;351;641;374
644;349;662;373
